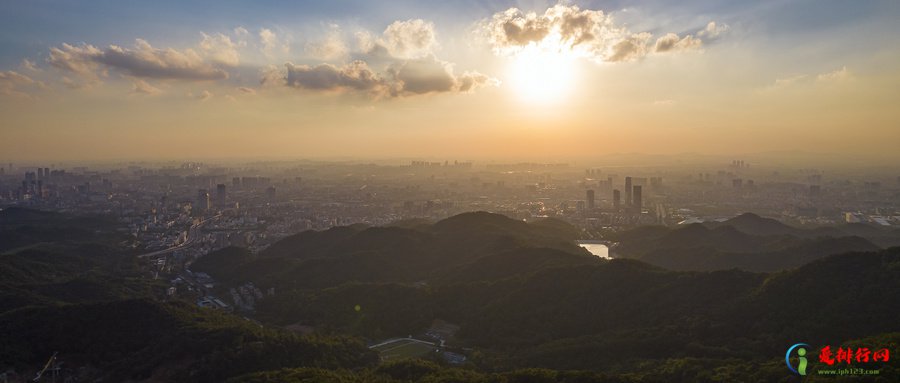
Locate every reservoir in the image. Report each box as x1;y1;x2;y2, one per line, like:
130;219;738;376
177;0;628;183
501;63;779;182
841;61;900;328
576;241;611;259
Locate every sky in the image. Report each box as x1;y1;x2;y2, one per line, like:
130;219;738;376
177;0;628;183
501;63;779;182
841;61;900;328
1;0;899;162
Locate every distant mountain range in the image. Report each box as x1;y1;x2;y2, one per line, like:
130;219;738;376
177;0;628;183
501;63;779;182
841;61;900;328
613;212;897;271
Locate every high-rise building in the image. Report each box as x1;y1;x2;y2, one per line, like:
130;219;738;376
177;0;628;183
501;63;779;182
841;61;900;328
216;184;227;206
632;185;642;213
733;179;743;189
232;177;241;187
613;189;621;211
197;189;210;212
586;189;595;210
624;177;632;206
44;167;50;178
37;168;44;178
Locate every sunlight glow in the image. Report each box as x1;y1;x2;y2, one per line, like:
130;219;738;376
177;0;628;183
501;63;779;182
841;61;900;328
507;43;578;104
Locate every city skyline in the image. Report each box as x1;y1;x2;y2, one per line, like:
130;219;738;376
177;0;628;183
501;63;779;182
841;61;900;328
2;0;900;161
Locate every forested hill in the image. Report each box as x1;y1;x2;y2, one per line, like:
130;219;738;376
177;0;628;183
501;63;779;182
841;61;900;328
191;212;900;381
244;247;900;382
192;211;599;289
4;208;900;382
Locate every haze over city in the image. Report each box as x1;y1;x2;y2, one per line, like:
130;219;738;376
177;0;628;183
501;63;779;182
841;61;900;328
2;0;899;161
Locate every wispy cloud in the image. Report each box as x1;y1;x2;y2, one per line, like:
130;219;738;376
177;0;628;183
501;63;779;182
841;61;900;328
20;59;41;72
199;32;240;66
0;70;41;98
654;33;702;53
305;24;348;60
259;28;290;59
132;79;162;95
817;66;850;82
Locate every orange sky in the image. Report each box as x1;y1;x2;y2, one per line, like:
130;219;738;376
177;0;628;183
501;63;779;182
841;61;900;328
2;2;899;161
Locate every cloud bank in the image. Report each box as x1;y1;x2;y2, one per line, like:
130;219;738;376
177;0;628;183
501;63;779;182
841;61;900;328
48;39;232;83
5;6;727;100
283;54;496;98
481;4;721;62
280;19;497;98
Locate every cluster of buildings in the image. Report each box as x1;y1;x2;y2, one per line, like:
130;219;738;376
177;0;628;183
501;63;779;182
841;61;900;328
1;158;897;249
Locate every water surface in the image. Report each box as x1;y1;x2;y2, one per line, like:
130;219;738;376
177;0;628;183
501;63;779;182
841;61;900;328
577;242;611;259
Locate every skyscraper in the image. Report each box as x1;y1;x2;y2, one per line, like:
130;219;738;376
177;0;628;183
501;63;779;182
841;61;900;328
632;185;642;213
624;176;632;206
613;189;621;211
586;189;595;210
216;184;227;207
197;189;210;212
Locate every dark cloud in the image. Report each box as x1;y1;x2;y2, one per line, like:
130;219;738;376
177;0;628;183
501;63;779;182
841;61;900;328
281;55;495;98
390;56;455;94
285;61;385;92
390;55;496;96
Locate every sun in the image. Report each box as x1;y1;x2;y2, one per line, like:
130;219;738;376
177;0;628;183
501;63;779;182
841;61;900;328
507;44;577;104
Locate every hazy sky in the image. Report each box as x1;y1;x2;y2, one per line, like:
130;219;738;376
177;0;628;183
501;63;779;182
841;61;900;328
1;0;899;161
